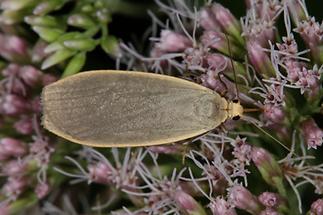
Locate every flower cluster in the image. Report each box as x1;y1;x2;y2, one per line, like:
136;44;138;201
0;0;322;214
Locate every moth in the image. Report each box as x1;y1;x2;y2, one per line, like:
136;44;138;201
41;70;243;147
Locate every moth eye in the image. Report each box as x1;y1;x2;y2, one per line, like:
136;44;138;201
233;99;239;103
232;115;240;121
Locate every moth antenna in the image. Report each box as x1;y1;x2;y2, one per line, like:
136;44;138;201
224;33;239;101
244;119;292;155
244;108;261;113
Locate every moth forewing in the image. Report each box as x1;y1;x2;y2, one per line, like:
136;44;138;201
42;70;230;147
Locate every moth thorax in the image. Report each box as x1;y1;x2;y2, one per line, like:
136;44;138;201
227;101;243;119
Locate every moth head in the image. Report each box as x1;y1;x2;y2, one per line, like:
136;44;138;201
228;100;243;120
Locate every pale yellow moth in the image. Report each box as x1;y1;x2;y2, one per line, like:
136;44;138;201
41;70;243;147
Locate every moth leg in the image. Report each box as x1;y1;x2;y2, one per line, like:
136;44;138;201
217;72;228;97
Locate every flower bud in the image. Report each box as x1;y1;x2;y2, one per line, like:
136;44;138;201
201;31;240;56
311;199;323;215
156;30;192;52
0;202;9;215
67;14;95;29
199;7;221;31
209;197;237;215
210;3;242;43
31;39;48;63
2;177;28;199
259;208;280;215
33;0;65;16
63;38;96;51
35;182;50;198
258;192;282;208
286;0;308;24
20;65;42;86
2;160;27;176
0;94;30;116
0;34;29;62
247;40;276;77
88;162;113;184
173;189;207;215
263;104;285;124
25;15;60;27
14;116;33;135
0;138;27;159
41;74;58;86
251;147;285;196
41;48;75;69
229;185;263;214
32;26;64;43
101;35;120;57
62;52;86;77
300;118;323;149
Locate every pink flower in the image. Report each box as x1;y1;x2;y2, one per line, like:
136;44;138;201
88;162;113;184
258;192;282;208
0;138;27;160
311;199;323;215
14;116;34;135
2;177;28;200
156;30;192;52
35;182;50;199
228;185;263;214
263;104;285;124
209;197;237;215
301;118;323;149
2;160;27;177
0;94;30;116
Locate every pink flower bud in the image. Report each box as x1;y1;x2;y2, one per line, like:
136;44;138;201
173;189;205;214
229;185;263;214
201;31;226;52
311;199;323;215
247;40;276;77
263;104;285;124
88;162;113;184
209;197;237;215
258;192;282;208
7;35;28;56
156;30;192;52
2;177;28;199
0;138;27;160
2;160;27;177
41;74;58;86
300;118;323;149
251;147;284;192
19;66;42;86
31;40;48;63
30;96;42;113
0;94;30;116
0;202;10;215
206;53;231;71
35;182;50;199
2;63;20;77
259;208;280;215
199;7;221;31
0;34;29;62
232;137;252;164
14;116;34;135
286;0;307;23
210;3;241;40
